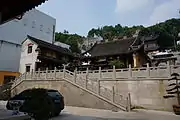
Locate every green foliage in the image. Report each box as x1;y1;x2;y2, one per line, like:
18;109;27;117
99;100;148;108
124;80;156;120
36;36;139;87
56;19;180;53
88;24;144;40
55;31;83;53
88;18;180;50
140;19;180;50
109;60;125;68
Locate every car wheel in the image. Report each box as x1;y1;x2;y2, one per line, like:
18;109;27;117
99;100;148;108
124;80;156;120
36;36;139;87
28;113;34;118
54;110;61;116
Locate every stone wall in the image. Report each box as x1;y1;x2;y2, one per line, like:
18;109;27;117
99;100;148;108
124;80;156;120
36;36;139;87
11;80;122;111
100;79;177;111
11;66;180;112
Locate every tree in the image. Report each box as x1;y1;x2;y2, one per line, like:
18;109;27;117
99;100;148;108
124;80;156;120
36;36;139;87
63;30;69;34
109;60;125;69
56;18;180;53
87;18;180;50
114;24;123;35
55;32;83;53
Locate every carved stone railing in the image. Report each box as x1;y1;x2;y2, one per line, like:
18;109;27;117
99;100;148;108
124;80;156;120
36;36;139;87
11;68;130;111
77;63;180;80
64;69;128;109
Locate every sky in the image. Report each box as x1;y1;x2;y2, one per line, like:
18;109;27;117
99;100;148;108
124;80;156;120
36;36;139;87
37;0;180;36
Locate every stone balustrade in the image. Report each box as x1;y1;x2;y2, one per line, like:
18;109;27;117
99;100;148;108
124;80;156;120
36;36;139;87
11;68;129;111
11;63;180;111
77;63;180;80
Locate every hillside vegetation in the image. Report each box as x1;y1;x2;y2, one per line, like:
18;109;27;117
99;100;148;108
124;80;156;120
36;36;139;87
55;18;180;53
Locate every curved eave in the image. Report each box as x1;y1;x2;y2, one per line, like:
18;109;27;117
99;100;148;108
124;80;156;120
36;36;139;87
0;0;49;25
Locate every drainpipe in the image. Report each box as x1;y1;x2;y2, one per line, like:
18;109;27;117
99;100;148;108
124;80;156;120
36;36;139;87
0;12;2;24
0;41;3;52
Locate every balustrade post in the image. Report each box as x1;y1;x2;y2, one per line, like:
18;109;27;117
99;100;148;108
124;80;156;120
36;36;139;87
112;66;116;80
97;80;100;95
54;67;57;80
85;68;89;89
19;74;21;82
45;68;48;79
126;96;131;112
128;93;132;109
99;67;102;80
38;68;41;79
167;61;171;77
112;86;115;102
31;69;34;79
128;64;132;79
63;65;66;78
24;72;27;80
74;68;77;83
146;63;150;78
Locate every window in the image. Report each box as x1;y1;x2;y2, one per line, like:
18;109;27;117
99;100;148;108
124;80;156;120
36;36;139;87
46;28;51;34
145;44;148;48
26;66;30;72
28;46;32;54
40;25;43;31
23;19;28;26
32;21;36;28
148;43;155;48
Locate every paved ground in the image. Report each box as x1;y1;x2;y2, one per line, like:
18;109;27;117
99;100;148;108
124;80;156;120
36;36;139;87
0;101;30;120
52;106;180;120
1;101;180;120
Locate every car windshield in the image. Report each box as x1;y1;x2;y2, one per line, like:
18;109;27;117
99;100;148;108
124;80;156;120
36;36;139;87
47;91;61;97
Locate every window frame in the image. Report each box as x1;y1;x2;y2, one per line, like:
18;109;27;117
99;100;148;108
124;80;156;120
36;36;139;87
27;45;32;54
26;65;31;72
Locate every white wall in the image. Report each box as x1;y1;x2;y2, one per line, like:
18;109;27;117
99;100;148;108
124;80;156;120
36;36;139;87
0;41;21;72
0;9;56;44
0;9;56;72
19;39;38;74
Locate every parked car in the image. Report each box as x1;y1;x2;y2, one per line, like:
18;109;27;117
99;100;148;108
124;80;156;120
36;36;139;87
6;88;64;118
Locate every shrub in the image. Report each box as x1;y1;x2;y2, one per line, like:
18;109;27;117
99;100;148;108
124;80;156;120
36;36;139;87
110;60;125;68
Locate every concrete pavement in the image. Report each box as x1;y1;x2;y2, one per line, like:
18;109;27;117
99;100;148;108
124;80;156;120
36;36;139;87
1;100;180;120
52;106;180;120
0;101;30;120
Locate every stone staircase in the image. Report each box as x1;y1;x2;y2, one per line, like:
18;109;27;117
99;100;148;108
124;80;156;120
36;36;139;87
10;69;130;111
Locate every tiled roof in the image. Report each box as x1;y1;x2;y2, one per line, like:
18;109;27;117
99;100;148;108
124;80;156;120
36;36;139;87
84;37;142;57
0;0;48;24
27;35;73;56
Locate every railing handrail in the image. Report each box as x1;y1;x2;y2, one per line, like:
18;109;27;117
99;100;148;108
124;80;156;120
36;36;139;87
76;65;180;73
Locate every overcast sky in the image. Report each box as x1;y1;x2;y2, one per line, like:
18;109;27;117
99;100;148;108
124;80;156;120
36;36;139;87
37;0;180;36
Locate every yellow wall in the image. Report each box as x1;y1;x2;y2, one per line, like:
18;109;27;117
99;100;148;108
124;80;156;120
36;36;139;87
0;71;20;85
133;53;140;67
133;52;147;68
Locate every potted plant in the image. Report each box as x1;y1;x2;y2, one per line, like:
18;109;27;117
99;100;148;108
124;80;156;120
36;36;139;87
164;73;180;115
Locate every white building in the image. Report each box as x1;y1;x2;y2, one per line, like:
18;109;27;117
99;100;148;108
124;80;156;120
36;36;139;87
19;35;72;74
19;37;39;74
0;9;56;72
